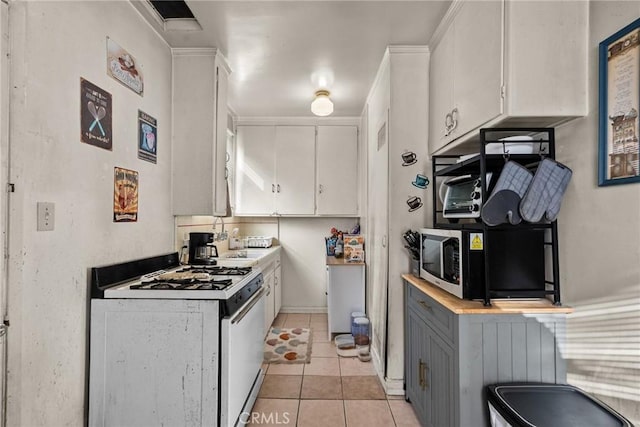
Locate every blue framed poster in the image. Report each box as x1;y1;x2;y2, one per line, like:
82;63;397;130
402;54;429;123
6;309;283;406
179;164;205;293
599;18;640;186
138;110;157;164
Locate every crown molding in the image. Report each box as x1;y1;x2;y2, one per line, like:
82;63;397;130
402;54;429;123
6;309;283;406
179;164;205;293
429;0;463;48
387;45;429;55
171;47;218;57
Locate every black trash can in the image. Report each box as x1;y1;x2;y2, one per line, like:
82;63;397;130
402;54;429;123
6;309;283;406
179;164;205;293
486;383;634;427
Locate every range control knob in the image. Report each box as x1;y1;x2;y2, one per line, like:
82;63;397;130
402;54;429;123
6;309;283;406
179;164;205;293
471;191;481;200
470;204;480;212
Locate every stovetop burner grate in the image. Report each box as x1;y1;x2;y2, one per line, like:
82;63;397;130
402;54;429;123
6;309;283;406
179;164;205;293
130;278;234;290
180;266;252;276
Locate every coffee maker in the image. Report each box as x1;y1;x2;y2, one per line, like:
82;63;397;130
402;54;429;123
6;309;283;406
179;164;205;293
188;232;218;265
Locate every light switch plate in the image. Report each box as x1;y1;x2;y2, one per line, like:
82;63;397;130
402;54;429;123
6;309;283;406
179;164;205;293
37;202;55;231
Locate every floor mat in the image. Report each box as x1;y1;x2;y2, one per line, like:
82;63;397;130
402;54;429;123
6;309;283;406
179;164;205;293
264;327;312;364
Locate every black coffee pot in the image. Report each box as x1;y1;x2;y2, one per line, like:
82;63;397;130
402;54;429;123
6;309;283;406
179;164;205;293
188;232;218;265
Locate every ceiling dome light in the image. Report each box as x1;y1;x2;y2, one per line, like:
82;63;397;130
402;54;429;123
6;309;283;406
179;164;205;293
311;90;334;116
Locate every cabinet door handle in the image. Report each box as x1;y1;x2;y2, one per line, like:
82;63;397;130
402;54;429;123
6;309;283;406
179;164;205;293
422;361;429;390
418;300;432;311
418;358;425;389
277;184;281;193
272;184;275;193
445;108;459;136
319;184;324;194
444;113;453;136
450;107;459;131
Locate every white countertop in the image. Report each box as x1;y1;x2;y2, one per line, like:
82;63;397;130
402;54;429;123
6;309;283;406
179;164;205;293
214;246;281;267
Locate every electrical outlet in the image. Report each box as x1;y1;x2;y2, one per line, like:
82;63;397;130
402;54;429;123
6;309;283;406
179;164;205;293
37;202;55;231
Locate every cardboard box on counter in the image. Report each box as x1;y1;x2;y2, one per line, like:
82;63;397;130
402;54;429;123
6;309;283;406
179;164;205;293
344;234;364;262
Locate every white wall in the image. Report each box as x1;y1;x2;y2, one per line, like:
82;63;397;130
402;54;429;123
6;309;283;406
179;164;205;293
386;49;430;383
556;2;640;422
364;48;430;392
279;217;358;311
6;2;174;425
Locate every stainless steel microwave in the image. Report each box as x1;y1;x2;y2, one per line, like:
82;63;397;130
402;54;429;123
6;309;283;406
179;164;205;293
419;228;485;300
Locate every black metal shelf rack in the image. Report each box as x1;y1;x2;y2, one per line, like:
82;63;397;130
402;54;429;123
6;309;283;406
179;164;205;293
431;128;562;306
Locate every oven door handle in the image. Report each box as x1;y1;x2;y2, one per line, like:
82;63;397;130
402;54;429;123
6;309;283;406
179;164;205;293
230;286;266;325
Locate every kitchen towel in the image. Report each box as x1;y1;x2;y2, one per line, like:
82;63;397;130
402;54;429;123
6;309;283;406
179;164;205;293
519;158;572;223
482;161;533;226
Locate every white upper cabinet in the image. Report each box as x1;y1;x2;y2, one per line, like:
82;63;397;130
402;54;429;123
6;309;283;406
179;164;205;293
172;49;230;216
274;126;316;215
451;0;503;139
234;125;316;216
429;25;455;153
235;126;276;216
429;0;588;154
214;59;229;215
234;124;359;217
316;126;359;216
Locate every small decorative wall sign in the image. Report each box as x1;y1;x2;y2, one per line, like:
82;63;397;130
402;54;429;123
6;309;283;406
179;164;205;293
107;37;144;96
406;196;423;212
412;173;429;189
138;110;157;164
401;150;417;166
113;167;138;222
598;17;640;186
80;78;112;150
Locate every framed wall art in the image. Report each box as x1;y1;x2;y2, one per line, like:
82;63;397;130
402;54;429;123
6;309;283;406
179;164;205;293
113;167;138;222
80;78;112;150
107;37;144;96
599;17;640;186
138;110;157;164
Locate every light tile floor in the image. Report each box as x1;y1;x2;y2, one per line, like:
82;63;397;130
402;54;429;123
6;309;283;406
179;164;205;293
247;313;421;427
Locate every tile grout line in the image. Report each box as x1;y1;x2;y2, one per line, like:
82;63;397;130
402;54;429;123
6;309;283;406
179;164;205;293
386;399;398;427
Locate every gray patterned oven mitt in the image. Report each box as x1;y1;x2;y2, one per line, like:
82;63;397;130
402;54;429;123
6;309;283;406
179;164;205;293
481;161;533;226
519;158;572;222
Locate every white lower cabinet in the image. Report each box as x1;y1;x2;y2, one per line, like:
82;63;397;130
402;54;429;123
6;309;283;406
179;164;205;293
274;263;282;315
326;260;365;340
260;250;282;333
263;270;275;335
90;299;220;426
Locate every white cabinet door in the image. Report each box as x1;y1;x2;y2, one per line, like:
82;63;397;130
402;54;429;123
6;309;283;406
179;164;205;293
327;265;365;336
428;26;454;154
172;52;216;215
274;126;316;215
452;0;502;139
274;264;282;316
235;126;276;216
316;126;358;215
214;61;230;216
263;270;275;334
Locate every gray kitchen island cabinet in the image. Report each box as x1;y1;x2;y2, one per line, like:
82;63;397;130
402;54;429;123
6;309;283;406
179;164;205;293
403;274;573;427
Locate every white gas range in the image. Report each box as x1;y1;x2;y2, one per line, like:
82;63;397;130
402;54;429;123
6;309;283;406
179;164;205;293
88;253;266;427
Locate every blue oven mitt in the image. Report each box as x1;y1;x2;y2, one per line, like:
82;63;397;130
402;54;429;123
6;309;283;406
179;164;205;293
481;161;533;226
519;158;572;223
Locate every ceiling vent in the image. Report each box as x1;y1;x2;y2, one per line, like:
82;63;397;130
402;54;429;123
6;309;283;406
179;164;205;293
145;0;202;31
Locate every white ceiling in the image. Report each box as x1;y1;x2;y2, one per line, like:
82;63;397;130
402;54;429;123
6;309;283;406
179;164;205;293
133;1;451;118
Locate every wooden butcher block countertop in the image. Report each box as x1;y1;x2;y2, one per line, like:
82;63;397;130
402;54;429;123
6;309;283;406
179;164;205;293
326;256;365;266
403;274;573;315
